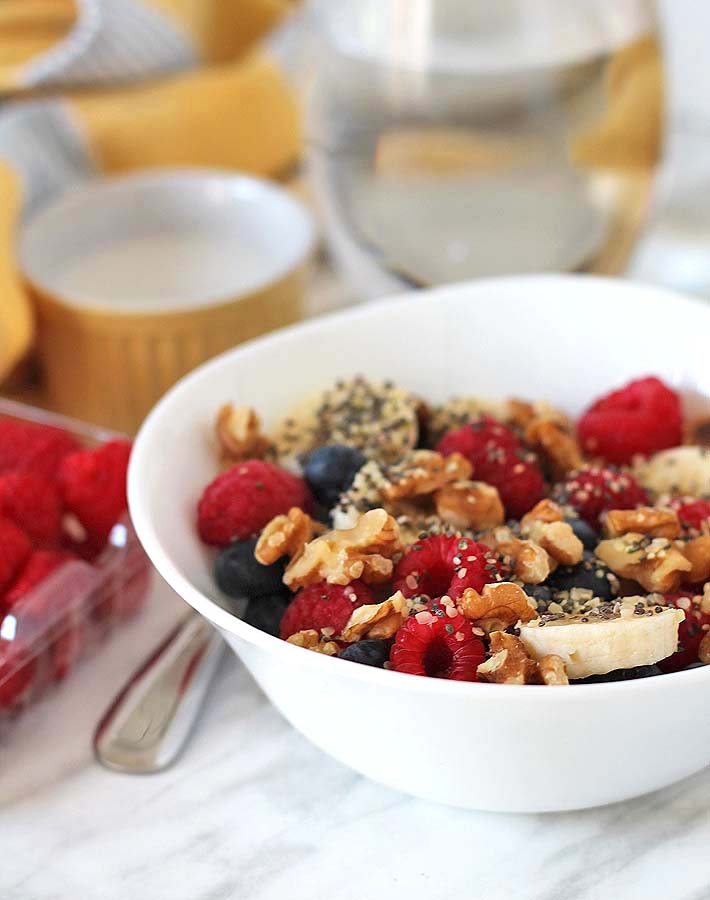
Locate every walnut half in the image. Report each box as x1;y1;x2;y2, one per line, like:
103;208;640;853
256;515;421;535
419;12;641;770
684;535;710;584
477;632;540;685
524;417;582;479
216;403;270;463
458;582;537;634
595;533;692;593
523;520;584;567
284;508;404;589
382;450;472;501
340;590;408;642
538;655;569;685
433;480;504;531
255;508;325;565
482;528;552;584
605;507;680;540
286;630;339;655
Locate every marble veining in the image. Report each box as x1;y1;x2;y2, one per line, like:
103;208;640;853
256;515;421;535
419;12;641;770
1;577;710;900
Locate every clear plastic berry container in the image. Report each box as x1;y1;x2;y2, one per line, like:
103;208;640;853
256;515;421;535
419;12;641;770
0;399;152;723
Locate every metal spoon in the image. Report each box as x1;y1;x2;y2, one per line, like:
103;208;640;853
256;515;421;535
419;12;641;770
94;613;224;774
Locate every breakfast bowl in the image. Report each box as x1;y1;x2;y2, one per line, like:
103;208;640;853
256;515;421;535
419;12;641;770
128;274;710;813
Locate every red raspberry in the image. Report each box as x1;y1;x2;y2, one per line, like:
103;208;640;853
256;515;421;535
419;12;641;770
0;418;80;480
658;591;710;673
280;580;373;640
0;637;36;710
437;417;545;517
0;517;31;593
0;473;62;547
198;460;313;546
577;376;683;465
437;415;520;461
393;534;502;601
667;497;710;538
3;550;74;613
551;465;648;528
389;604;486;680
58;440;131;547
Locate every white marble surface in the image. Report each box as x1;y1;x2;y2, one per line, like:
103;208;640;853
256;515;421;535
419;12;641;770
2;572;710;900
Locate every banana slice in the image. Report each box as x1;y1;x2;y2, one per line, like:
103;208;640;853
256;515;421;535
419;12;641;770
633;446;710;497
271;376;418;466
518;597;684;680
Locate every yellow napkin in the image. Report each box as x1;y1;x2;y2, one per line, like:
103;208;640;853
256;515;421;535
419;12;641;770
0;0;300;383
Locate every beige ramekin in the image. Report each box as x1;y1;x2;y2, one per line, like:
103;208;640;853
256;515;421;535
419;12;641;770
19;169;315;433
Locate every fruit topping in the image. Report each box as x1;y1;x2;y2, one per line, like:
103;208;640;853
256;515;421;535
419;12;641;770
577;376;682;464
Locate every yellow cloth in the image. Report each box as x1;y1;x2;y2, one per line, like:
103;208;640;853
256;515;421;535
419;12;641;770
0;0;300;382
570;37;663;172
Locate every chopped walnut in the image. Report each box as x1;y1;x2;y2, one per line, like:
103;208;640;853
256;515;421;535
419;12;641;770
458;582;537;633
284;508;404;589
382;450;472;501
521;499;565;525
595;533;692;593
477;632;540;685
482;528;552;584
524;417;583;479
683;535;710;584
216;403;270;463
255;508;325;565
605;507;680;540
433;480;504;531
506;398;536;430
507;398;571;432
522;520;584;566
286;630;339;655
699;632;710;665
340;590;408;642
538;655;569;685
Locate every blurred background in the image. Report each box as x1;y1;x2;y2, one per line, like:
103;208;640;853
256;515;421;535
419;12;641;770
0;0;706;433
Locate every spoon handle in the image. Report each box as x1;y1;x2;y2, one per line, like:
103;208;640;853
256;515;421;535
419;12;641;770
94;613;224;774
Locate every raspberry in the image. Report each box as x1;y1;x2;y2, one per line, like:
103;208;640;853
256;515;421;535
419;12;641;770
58;440;131;547
551;465;648;528
0;418;80;480
436;417;545;517
658;591;710;673
667;497;710;538
389;603;486;680
393;534;501;601
3;550;74;613
577;376;683;465
198;460;313;546
279;580;373;640
0;638;36;710
0;473;62;547
0;517;31;593
437;415;520;462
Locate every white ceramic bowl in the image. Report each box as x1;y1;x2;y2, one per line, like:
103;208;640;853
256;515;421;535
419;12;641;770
129;275;710;813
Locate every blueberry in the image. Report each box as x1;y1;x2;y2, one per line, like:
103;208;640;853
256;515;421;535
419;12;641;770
521;584;552;606
214;538;287;602
303;445;366;508
546;551;618;601
244;594;290;637
338;639;392;668
566;516;599;552
574;665;661;684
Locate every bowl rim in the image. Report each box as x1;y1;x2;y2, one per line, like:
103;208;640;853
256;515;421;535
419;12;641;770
18;167;316;315
129;273;710;700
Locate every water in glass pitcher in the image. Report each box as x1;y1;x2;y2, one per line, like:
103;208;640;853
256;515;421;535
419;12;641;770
307;0;661;293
